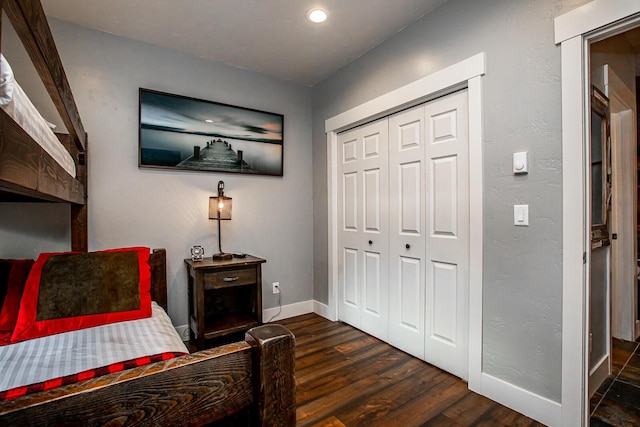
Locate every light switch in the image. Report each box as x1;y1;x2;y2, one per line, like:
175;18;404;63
514;204;529;226
513;152;528;174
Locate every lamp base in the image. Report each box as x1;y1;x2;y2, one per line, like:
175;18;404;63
212;252;233;261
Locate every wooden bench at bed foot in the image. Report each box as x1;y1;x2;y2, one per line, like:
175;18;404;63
0;324;296;427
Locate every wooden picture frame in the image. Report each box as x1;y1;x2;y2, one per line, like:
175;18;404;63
139;89;284;176
590;85;611;248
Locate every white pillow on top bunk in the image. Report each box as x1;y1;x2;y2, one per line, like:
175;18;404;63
0;54;14;106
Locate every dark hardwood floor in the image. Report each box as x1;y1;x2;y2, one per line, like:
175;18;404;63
590;337;640;426
277;313;544;427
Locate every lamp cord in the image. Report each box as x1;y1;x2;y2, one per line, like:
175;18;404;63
266;288;282;323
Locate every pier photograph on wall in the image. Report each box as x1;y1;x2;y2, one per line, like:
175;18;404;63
138;88;284;176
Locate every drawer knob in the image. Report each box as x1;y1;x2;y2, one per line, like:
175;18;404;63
405;244;411;249
223;276;240;282
368;240;373;245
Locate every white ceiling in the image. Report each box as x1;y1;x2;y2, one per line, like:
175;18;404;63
41;0;447;87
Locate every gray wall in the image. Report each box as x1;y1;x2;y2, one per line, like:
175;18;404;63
312;0;589;402
0;19;314;328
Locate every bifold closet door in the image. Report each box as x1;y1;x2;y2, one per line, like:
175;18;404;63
388;105;427;359
337;118;389;341
423;89;470;380
336;89;470;380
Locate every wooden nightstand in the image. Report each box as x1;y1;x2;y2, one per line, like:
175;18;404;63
185;255;265;351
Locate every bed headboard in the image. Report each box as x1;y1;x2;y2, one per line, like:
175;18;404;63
149;249;167;311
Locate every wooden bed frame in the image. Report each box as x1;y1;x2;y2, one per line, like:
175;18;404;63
0;249;296;426
0;1;296;424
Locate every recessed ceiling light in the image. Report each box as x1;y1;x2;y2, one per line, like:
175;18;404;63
307;9;327;23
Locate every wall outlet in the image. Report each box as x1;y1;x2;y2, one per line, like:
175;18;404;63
272;282;280;294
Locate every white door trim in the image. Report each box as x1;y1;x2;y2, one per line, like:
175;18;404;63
325;52;484;394
555;2;640;426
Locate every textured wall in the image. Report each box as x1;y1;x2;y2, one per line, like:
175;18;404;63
0;19;314;327
312;0;590;402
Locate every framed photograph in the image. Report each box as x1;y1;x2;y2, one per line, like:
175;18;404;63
139;88;284;176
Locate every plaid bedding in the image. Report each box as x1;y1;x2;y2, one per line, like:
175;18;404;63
0;351;186;401
0;302;188;401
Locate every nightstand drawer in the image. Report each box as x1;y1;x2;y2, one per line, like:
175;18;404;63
204;268;256;290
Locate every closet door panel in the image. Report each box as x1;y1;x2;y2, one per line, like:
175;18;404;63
360;120;389;341
424;89;470;380
337;119;389;340
431;261;458;344
431;155;458;237
338;129;363;327
388;106;426;358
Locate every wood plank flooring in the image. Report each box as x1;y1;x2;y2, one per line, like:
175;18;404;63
590;337;640;426
277;313;545;427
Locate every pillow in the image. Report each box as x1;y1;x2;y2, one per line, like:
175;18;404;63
0;54;14;106
0;259;34;345
10;247;151;343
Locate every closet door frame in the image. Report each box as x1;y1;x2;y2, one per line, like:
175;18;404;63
325;53;485;390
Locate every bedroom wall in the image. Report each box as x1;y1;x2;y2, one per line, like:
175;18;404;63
311;0;589;403
0;19;314;329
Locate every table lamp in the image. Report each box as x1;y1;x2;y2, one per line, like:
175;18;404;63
209;180;232;260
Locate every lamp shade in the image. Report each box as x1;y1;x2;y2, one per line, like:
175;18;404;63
209;196;232;220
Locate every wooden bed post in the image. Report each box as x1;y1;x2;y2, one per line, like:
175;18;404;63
246;324;296;426
149;248;168;311
71;133;88;252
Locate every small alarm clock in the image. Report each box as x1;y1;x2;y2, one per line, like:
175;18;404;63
190;245;204;261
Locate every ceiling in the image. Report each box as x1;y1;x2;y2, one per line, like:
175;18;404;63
41;0;447;87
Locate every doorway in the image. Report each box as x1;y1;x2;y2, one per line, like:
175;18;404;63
556;2;640;425
588;27;640;417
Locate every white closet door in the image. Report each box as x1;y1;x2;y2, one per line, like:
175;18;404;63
424;90;470;380
337;118;389;341
388;105;426;359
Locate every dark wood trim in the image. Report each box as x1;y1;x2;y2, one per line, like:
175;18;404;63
3;0;86;152
69;134;87;251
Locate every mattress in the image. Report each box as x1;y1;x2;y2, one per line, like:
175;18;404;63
0;55;76;177
0;302;188;398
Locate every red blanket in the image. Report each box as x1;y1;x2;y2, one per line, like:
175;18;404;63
0;351;187;401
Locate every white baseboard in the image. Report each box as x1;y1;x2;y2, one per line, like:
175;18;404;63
313;300;334;320
263;299;314;322
471;372;561;427
589;354;610;397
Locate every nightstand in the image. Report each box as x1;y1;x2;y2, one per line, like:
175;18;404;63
185;255;265;351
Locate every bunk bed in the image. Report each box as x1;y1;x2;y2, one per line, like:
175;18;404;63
0;0;87;251
0;1;296;425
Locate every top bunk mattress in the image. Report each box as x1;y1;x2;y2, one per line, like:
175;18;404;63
0;55;76;177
